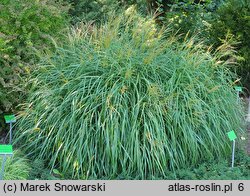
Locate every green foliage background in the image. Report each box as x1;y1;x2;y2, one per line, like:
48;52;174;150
209;0;250;91
0;0;69;132
65;0;148;23
163;0;250;92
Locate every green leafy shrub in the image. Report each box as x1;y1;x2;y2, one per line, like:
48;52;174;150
1;150;30;180
163;0;250;91
65;0;117;23
28;159;60;180
65;0;147;23
163;0;222;39
15;11;244;179
209;0;250;91
0;0;69;132
165;150;250;180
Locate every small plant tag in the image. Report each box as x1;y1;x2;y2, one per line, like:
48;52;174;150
0;145;13;155
234;86;243;92
227;130;237;141
4;115;16;123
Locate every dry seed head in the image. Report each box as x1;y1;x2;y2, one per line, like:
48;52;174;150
120;86;128;94
125;5;137;17
73;160;79;170
208;85;221;93
146;131;151;141
106;94;112;107
148;84;160;97
125;69;133;79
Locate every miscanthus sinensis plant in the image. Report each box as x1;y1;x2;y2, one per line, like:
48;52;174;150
15;8;244;179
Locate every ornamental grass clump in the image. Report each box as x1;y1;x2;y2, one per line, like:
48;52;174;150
1;150;30;180
15;10;244;179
